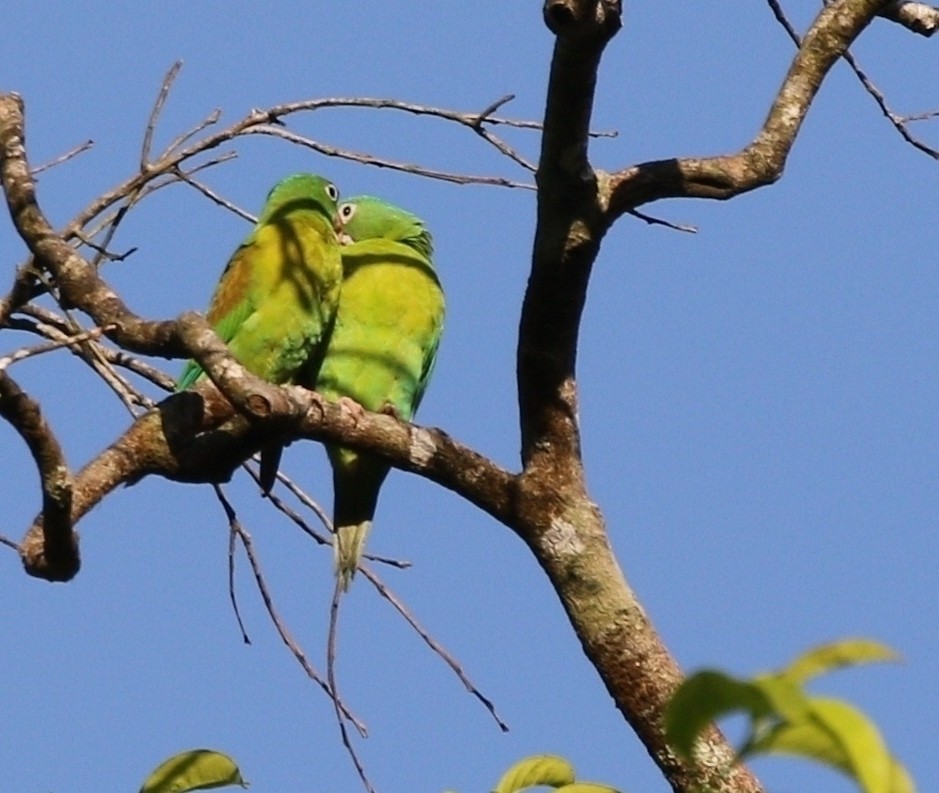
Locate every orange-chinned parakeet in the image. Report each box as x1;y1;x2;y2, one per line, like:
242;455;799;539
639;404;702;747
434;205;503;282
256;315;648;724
177;173;343;489
312;196;445;590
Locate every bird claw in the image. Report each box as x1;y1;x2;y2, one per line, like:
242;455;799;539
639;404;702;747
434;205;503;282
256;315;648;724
379;402;403;420
338;396;367;425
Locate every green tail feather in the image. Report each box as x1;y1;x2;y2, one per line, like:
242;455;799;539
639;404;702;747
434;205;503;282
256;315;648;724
334;519;372;592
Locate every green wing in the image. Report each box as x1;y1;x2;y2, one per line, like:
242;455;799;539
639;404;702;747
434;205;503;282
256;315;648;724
176;238;259;391
177;173;342;393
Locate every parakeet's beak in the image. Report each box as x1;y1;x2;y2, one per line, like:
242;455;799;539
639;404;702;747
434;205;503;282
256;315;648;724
332;213;343;234
338;233;354;246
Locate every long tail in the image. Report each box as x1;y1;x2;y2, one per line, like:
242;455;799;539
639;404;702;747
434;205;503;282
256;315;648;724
258;441;283;494
334;519;372;591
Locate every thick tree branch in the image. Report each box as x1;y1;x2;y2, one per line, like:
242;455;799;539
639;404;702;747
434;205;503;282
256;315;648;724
519;2;757;791
18;344;516;580
0;93;189;358
0;372;79;579
881;0;939;35
512;1;908;791
605;0;910;219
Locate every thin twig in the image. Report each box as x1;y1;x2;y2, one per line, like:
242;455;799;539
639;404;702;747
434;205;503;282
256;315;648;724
58;308;145;414
163;108;222;159
13;306;176;392
842;48;939;160
30;139;94;175
275;470;334;530
258;464;412;570
174;169;256;223
141;61;183;169
266;94;618;138
467;94;537;171
242;462;333;545
0;533;19;550
627;208;698;234
211;485;365;732
246;124;536;190
472;94;517;129
73;230;138;263
899;108;939;123
767;0;939;159
327;581;377;793
361;565;510;732
0;325;112;371
223;493;252;645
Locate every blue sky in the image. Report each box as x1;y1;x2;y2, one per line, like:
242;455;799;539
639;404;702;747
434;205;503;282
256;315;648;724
2;3;937;792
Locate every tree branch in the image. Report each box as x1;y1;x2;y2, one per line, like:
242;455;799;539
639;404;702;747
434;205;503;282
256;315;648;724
512;1;909;791
881;0;939;35
16;335;516;580
0;372;79;579
605;0;912;219
0;93;189;358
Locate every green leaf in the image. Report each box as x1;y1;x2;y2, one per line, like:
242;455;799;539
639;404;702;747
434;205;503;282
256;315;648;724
887;759;917;793
664;670;773;758
749;674;812;725
747;697;914;793
555;783;622;793
139;750;247;793
782;639;900;684
806;697;897;793
745;720;852;773
493;755;576;793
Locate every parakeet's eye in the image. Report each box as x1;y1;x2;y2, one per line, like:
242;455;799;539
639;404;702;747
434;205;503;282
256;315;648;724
325;182;339;202
339;203;357;223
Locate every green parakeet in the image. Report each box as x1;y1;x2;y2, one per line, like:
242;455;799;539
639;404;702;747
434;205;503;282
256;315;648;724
177;173;343;490
312;196;445;590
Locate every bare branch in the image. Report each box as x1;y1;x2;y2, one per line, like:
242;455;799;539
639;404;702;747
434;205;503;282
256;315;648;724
626;208;697;234
0;264;40;328
174;170;256;222
13;305;176;392
0;93;190;358
162;107;222;158
327;584;376;791
766;0;939;161
141;61;183;169
216;488;366;733
245;124;534;189
0;324;112;370
361;566;510;732
264;94;617;138
607;0;910;218
0;371;79;579
30;139;94;175
243;463;334;545
880;0;939;35
226;511;252;645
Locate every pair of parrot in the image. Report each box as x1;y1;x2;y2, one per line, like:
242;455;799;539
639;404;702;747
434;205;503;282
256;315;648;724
177;173;445;591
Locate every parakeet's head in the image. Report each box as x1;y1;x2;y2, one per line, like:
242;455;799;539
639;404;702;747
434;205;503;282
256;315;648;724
260;173;340;228
337;195;433;259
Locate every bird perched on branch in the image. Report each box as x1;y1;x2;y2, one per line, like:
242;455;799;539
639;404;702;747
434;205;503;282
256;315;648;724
177;173;343;491
310;196;445;590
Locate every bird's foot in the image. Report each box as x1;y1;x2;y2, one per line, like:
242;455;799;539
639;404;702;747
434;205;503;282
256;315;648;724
338;396;367;425
379;402;404;420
